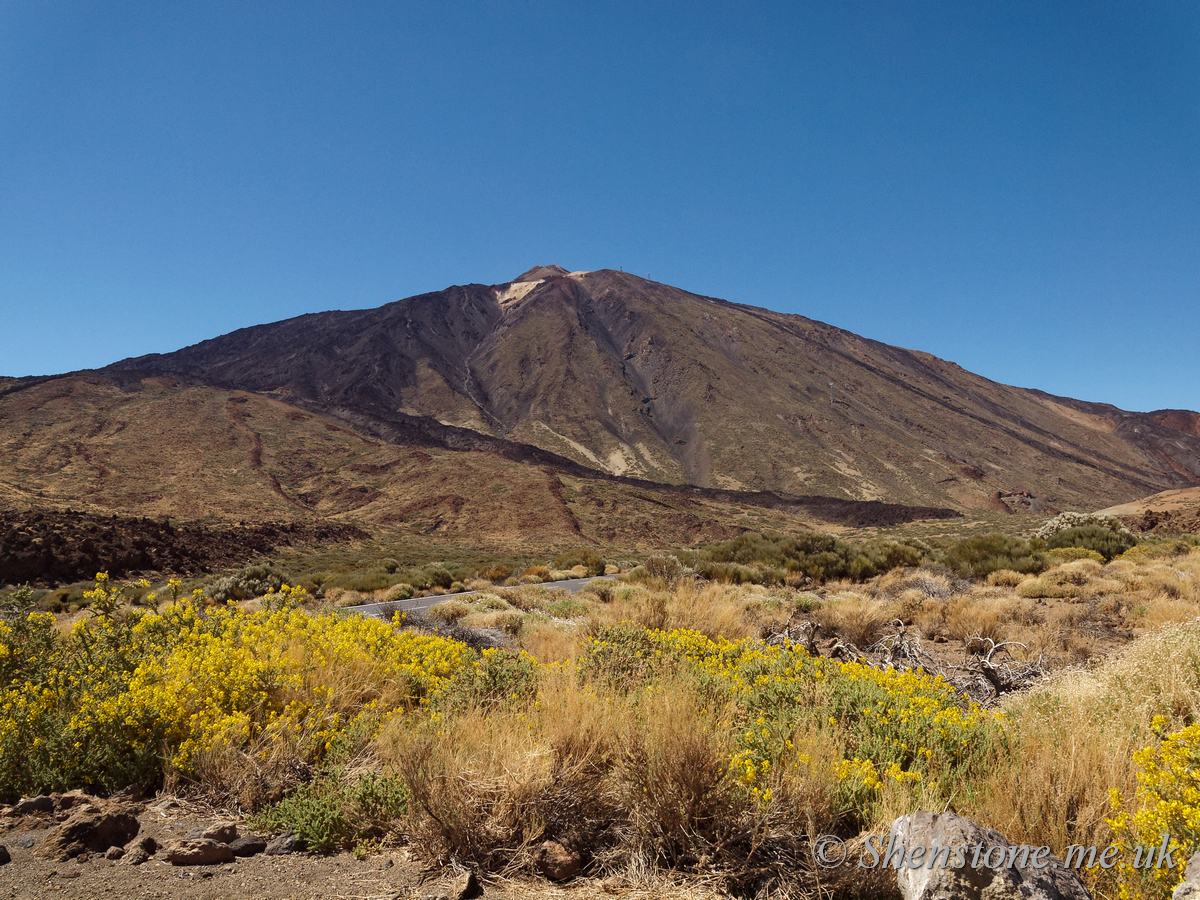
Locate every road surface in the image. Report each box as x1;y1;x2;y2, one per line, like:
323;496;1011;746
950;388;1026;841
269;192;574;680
342;574;618;620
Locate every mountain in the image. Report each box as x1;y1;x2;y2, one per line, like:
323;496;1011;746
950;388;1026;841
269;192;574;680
95;265;1199;514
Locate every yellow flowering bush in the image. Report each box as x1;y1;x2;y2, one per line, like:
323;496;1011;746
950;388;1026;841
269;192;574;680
0;575;471;802
1108;716;1200;899
581;625;1003;825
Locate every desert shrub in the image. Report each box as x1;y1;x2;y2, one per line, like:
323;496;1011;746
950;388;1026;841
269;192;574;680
328;588;365;608
876;567;955;600
0;585;55;696
581;582;614;603
1016;578;1073;600
384;583;415;603
252;768;408;854
436;647;540;713
1045;547;1107;564
544;598;588;619
1046;524;1137;561
0;576;471;803
1035;512;1133;544
326;569;392;594
379;558;401;574
938;533;1049;578
698;532;928;585
483;563;513;582
1108;717;1200;898
472;594;509;611
814;593;892;647
426;600;470;624
554;550;606;577
252;768;409;851
588;627;1002;826
519;565;551;581
694;560;762;584
207;564;291;602
642;554;690;584
986;569;1027;587
578;623;666;687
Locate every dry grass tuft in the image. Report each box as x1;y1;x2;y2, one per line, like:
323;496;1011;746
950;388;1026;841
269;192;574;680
813;592;892;647
425;599;471;624
986;568;1026;587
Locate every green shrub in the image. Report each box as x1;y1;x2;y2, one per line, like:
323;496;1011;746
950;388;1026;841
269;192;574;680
1034;512;1132;543
696;532;929;585
1045;525;1136;561
436;648;540;712
938;533;1049;578
252;769;409;851
384;583;415;603
423;567;454;590
544;598;588;619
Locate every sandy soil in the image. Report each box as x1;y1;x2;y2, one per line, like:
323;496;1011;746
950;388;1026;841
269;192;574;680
0;798;726;900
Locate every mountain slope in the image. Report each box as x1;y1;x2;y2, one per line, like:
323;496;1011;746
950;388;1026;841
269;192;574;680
102;267;1200;513
0;374;956;563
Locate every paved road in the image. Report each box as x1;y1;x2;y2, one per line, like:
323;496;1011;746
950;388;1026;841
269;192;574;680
342;574;618;621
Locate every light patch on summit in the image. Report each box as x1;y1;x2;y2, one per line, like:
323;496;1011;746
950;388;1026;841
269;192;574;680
569;271;592;278
495;281;542;307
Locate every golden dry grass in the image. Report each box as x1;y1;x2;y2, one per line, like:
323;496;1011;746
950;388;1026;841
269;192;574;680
958;618;1200;869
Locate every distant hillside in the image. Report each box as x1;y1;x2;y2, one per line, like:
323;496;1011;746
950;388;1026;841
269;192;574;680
0;375;957;561
98;265;1199;513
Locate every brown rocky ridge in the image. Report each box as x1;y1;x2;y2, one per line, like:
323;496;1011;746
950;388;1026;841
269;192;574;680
96;265;1199;512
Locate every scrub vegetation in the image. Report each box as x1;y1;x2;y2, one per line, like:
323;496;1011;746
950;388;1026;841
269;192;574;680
4;523;1200;898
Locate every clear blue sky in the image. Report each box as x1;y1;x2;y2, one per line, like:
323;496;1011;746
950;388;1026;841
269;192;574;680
2;1;1197;413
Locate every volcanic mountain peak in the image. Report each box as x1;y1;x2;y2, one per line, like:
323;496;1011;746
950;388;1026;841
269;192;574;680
512;264;571;283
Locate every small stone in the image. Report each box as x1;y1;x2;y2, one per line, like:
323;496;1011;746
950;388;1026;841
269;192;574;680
16;836;36;849
110;784;144;802
0;845;10;865
104;846;124;860
448;869;482;899
264;833;305;856
7;796;53;817
163;838;236;865
122;847;150;866
228;835;267;857
201;823;238;844
136;835;159;855
535;840;581;881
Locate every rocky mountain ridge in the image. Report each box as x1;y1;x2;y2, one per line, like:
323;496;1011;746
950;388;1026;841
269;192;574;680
98;265;1200;513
